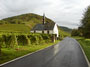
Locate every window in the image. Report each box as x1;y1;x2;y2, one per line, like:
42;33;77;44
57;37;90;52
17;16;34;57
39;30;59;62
47;30;49;34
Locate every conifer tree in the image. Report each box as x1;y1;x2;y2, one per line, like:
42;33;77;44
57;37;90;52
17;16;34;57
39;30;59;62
80;6;90;38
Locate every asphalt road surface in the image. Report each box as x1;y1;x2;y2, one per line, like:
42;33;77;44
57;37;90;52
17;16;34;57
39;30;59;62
0;37;89;67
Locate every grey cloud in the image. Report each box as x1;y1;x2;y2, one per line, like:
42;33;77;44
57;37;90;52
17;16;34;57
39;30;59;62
2;0;50;12
0;0;90;28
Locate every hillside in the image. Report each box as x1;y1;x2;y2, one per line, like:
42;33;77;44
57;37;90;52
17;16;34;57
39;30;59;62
0;13;70;37
0;13;56;33
59;26;72;33
0;13;54;30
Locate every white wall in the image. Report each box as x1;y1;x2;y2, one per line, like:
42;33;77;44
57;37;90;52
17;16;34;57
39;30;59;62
30;23;59;37
44;30;53;34
49;30;53;34
53;24;59;37
44;30;47;34
30;31;34;33
31;30;53;34
36;31;42;33
30;31;42;33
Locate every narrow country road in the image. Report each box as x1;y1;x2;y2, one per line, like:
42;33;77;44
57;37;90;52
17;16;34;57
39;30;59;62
0;37;89;67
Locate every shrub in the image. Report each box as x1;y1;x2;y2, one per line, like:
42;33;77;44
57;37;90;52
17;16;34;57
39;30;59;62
10;35;18;49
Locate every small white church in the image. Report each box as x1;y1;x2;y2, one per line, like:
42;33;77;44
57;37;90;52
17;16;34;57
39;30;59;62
31;14;59;42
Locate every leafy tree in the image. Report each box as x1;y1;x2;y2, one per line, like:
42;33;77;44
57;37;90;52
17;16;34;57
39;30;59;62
0;45;1;56
80;6;90;38
71;29;80;36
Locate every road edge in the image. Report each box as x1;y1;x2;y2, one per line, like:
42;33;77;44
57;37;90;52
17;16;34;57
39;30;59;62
0;41;60;67
76;40;90;67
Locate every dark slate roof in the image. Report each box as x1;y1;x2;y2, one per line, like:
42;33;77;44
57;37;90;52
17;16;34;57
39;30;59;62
31;24;44;30
31;22;55;31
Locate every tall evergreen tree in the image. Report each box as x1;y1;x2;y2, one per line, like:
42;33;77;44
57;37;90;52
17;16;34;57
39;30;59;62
80;6;90;38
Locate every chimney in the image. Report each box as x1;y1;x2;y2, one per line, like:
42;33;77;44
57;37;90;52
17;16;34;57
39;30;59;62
43;13;45;24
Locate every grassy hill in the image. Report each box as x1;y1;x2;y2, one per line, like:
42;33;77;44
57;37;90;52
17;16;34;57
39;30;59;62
0;13;54;30
59;26;72;33
0;13;70;37
0;13;55;33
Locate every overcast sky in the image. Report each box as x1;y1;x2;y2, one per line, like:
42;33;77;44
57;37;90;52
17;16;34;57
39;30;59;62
0;0;90;29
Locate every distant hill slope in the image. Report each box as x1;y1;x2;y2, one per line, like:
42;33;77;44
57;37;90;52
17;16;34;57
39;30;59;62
0;13;70;37
59;26;72;33
0;13;55;33
0;13;54;30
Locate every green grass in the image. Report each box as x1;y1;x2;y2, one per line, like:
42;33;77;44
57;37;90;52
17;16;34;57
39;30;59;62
0;40;59;64
72;36;84;40
0;24;30;33
77;38;90;62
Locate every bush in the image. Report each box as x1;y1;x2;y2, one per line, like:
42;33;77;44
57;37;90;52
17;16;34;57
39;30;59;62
0;36;3;56
0;33;52;48
71;29;80;36
17;35;28;45
10;35;18;49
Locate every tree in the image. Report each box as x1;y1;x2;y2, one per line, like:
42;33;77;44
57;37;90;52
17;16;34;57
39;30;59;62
80;6;90;38
71;29;80;36
0;40;1;56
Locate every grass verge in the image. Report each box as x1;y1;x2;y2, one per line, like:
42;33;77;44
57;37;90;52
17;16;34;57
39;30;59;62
0;40;59;64
75;37;90;62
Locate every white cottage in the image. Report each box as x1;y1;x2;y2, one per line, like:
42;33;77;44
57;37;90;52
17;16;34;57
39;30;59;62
31;14;59;39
